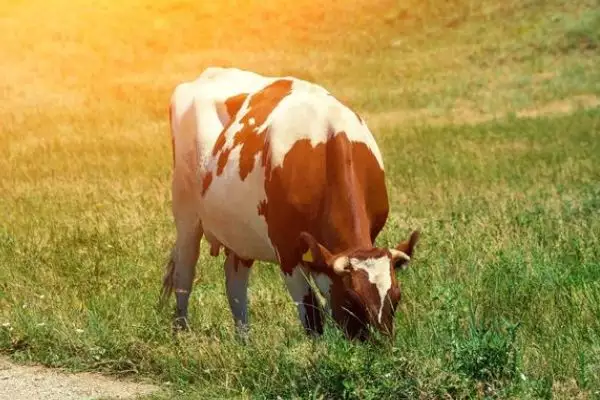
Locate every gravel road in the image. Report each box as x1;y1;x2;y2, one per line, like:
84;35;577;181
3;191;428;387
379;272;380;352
0;357;160;400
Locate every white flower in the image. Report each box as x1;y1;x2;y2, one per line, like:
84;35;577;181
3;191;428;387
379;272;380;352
520;373;527;381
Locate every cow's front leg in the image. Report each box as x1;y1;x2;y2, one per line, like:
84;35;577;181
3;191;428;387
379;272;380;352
224;252;253;339
281;266;324;336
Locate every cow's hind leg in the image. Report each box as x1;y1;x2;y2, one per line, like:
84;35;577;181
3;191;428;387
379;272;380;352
224;252;253;339
160;180;203;331
281;266;324;336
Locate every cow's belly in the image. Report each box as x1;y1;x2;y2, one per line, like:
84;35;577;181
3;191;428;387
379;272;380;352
199;151;277;263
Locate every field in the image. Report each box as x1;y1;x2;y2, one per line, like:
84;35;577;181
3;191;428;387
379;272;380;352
1;0;600;398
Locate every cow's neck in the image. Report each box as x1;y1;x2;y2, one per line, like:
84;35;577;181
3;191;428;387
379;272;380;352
320;198;372;253
319;133;373;254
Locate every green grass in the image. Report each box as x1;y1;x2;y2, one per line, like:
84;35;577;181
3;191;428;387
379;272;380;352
1;0;600;398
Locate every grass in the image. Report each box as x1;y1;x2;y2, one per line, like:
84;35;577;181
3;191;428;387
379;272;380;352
1;0;599;398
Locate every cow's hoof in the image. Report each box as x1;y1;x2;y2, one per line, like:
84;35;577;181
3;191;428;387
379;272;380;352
172;316;190;333
234;325;250;345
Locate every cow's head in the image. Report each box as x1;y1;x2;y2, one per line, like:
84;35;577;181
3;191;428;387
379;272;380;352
298;230;420;341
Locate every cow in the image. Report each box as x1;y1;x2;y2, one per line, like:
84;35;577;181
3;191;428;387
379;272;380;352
160;67;419;341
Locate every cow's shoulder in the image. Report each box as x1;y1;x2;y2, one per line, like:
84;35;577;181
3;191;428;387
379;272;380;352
261;81;384;170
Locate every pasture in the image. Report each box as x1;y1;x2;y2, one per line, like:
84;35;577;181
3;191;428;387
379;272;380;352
1;0;600;398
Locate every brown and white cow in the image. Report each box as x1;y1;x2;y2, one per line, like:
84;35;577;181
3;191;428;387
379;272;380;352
160;67;419;341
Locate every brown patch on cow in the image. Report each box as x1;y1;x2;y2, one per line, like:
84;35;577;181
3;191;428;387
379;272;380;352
216;147;231;175
224;92;249;120
351;269;381;327
263;131;388;274
235;125;266;180
233;79;293;179
261;139;324;273
330;271;371;340
201;172;213;195
212;130;227;156
257;200;267;216
346;247;388;260
212;93;251;157
209;79;294;184
240;79;293;128
396;230;420;258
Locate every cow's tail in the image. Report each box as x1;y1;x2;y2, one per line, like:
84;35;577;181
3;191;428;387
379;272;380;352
159;248;176;309
168;102;176;168
159;102;176;309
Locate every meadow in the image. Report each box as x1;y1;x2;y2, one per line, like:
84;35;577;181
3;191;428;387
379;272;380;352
1;0;600;398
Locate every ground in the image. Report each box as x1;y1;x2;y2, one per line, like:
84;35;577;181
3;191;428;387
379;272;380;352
1;0;599;399
0;356;159;400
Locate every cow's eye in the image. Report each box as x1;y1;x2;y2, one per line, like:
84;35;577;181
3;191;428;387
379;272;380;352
393;258;406;270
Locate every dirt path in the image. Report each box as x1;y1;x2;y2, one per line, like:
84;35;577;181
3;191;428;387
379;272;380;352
0;357;160;400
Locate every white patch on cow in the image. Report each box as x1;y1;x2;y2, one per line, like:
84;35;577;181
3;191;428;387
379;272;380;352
332;256;350;274
248;117;255;126
264;81;384;170
199;145;277;262
350;256;392;323
170;68;285;264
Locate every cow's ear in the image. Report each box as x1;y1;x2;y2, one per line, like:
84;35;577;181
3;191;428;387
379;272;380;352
298;232;333;266
297;233;352;276
389;249;411;270
395;229;420;259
